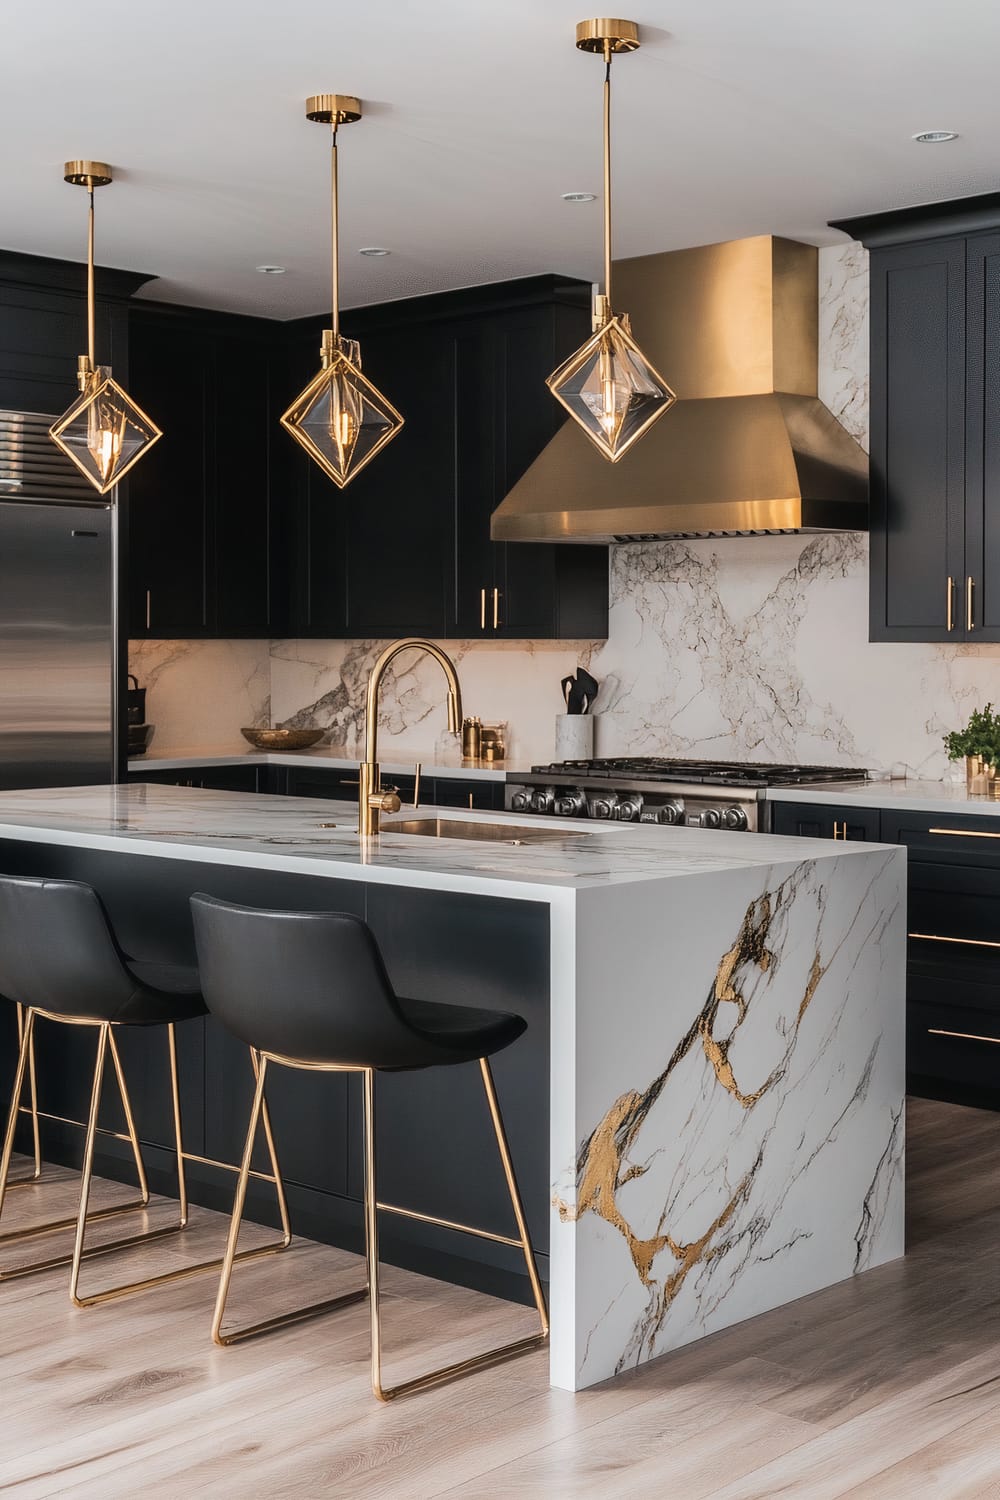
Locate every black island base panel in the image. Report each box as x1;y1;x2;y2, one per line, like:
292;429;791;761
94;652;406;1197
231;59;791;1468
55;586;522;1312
0;840;550;1306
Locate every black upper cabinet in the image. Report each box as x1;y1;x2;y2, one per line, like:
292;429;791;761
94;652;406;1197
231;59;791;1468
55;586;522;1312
288;276;608;641
128;307;288;638
835;194;1000;643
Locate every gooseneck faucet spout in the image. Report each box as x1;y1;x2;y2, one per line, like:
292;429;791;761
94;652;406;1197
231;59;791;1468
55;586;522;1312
359;639;463;836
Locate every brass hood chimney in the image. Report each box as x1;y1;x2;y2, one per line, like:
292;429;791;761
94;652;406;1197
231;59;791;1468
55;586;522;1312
491;235;868;543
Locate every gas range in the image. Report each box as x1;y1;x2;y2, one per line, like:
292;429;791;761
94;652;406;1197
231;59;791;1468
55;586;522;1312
504;758;868;833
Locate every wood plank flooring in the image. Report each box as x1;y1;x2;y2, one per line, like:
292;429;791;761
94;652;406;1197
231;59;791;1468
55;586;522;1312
0;1096;997;1498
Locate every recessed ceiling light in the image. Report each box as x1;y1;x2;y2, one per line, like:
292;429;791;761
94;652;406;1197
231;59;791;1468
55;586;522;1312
562;191;597;202
358;246;391;257
255;264;286;274
913;130;959;144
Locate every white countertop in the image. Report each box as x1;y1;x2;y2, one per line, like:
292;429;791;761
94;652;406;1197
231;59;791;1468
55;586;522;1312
0;783;883;903
128;744;511;781
765;777;1000;817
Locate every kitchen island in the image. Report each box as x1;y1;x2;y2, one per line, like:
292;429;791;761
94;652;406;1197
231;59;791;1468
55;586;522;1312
0;784;905;1391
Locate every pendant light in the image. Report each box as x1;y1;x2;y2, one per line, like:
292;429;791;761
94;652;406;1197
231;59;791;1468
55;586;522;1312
547;21;676;463
281;96;404;488
49;162;162;495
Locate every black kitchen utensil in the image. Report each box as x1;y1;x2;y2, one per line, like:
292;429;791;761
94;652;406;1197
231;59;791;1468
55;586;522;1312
561;675;575;710
126;673;146;726
576;668;599;713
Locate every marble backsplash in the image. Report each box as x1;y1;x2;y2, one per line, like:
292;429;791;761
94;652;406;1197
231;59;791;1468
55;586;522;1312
129;243;1000;781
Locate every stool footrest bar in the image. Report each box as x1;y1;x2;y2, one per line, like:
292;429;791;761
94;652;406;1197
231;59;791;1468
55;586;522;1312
380;1331;549;1402
214;1283;368;1346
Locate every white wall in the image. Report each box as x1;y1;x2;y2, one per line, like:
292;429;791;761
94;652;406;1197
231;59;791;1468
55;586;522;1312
131;243;1000;779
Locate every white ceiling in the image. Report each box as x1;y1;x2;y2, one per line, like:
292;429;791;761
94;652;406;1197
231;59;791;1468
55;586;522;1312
3;0;999;319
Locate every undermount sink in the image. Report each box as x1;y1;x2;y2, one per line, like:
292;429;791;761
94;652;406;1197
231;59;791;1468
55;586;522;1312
384;817;591;845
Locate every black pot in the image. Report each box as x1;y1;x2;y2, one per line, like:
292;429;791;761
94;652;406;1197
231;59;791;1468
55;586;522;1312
126;673;146;726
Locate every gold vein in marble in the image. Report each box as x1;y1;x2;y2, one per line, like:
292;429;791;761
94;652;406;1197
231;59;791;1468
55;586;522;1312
558;870;828;1298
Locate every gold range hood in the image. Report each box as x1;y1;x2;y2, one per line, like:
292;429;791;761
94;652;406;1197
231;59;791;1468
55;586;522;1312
491;235;868;543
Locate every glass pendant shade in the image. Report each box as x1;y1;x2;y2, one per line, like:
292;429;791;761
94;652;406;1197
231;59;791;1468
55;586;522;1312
49;366;162;495
547;314;676;463
280;337;403;489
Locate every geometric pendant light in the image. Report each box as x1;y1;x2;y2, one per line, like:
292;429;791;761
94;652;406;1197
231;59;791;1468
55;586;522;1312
280;96;404;488
547;21;676;463
49;162;162;495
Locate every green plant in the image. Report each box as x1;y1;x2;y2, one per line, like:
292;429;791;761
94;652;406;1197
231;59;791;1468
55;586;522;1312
943;703;1000;765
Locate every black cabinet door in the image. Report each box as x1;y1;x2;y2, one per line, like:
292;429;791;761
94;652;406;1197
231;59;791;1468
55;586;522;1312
128;316;210;637
213;328;283;637
965;232;1000;639
451;319;498;637
430;777;502;811
339;327;454;639
769;801;880;841
869;239;967;641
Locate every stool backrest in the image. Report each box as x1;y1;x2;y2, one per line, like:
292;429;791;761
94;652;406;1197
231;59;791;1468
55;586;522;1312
0;875;138;1021
191;894;430;1067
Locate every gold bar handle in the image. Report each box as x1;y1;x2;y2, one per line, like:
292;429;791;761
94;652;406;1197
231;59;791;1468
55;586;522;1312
412;762;421;809
832;820;845;840
929;1027;1000;1045
910;931;1000;950
493;587;500;629
480;588;486;630
928;826;1000;839
967;575;975;632
947;575;955;632
145;589;151;631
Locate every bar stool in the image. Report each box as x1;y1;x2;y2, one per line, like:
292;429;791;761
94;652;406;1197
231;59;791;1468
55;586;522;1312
0;874;289;1305
190;893;548;1402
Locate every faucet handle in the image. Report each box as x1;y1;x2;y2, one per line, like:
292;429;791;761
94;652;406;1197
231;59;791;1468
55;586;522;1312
369;788;401;815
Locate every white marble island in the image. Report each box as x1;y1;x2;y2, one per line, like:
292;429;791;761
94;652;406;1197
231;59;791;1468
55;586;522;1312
0;784;906;1391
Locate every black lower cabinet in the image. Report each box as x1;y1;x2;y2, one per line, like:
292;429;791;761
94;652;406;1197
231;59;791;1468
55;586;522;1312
0;840;549;1302
770;800;1000;1107
768;800;881;841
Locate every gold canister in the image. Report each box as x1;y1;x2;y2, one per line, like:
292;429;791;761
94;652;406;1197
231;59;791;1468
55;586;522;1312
462;716;482;759
966;754;1000;796
480;725;506;762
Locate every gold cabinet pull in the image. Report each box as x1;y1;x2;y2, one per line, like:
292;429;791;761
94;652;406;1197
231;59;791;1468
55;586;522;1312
947;575;955;631
967;575;975;631
832;820;846;840
909;931;1000;950
928;826;1000;839
493;587;500;629
929;1027;1000;1045
145;589;152;631
412;762;421;809
480;588;486;630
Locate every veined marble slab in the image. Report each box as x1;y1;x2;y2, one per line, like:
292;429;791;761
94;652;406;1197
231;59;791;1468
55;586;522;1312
767;778;1000;818
128;744;511;781
0;785;906;1390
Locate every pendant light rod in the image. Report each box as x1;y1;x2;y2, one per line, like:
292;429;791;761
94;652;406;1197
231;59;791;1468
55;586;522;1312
331;123;340;338
602;49;612;309
86;185;96;368
575;19;640;320
63;160;112;381
305;95;361;343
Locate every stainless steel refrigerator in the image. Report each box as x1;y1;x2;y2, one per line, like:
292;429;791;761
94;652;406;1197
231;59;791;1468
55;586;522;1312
0;410;117;790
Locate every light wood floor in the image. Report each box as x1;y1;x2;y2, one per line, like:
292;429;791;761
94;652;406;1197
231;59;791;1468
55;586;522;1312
0;1097;997;1498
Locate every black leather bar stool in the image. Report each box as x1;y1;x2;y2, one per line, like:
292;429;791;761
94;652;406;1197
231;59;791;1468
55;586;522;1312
191;893;548;1402
0;875;289;1304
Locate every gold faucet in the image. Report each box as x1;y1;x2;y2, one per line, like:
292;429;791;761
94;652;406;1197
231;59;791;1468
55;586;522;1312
359;639;463;836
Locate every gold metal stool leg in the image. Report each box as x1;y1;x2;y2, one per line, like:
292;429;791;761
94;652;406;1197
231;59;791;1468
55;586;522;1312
211;1055;366;1346
0;1010;153;1278
365;1059;549;1403
70;1032;291;1308
7;1003;42;1187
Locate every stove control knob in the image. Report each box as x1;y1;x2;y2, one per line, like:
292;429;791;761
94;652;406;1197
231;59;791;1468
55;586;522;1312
530;788;555;814
509;789;531;812
701;807;722;829
554;788;586;818
660;800;685;826
615;795;642;822
590;796;617;820
723;804;749;831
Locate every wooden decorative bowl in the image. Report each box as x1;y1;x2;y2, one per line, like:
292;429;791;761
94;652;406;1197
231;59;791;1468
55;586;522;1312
240;728;325;751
